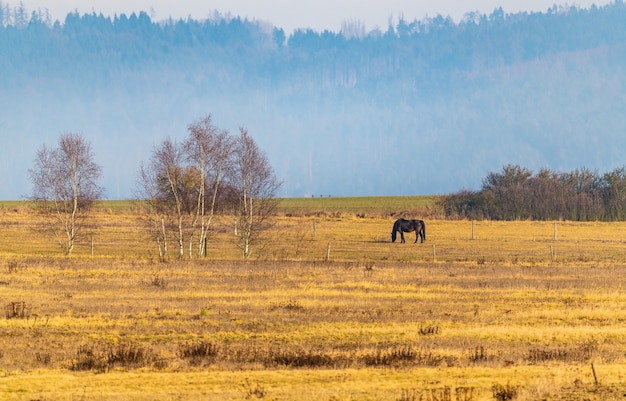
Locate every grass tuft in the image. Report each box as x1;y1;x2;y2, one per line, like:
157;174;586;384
492;383;519;401
70;342;158;373
240;379;266;399
177;341;219;366
70;345;107;373
363;346;451;367
4;301;30;319
418;324;441;336
527;340;598;364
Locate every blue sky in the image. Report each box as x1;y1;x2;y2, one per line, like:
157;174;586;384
14;1;614;33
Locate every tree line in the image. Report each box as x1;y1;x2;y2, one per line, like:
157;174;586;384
438;164;626;221
28;115;281;258
3;1;626;88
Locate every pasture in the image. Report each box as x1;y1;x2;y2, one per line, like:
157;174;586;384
0;198;625;400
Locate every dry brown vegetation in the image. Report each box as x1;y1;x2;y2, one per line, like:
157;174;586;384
0;200;625;400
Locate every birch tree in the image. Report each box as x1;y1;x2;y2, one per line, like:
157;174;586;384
143;138;192;258
184;114;234;257
137;160;170;260
28;133;103;255
137;116;235;260
232;127;281;259
138;118;280;260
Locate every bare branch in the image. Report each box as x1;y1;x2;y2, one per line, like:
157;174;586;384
28;133;103;255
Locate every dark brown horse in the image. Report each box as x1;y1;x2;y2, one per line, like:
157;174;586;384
391;219;426;243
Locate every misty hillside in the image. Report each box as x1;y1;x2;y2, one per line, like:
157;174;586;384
1;2;626;199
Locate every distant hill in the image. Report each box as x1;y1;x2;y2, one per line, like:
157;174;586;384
1;2;626;199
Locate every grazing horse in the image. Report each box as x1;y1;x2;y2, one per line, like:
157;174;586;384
391;219;426;243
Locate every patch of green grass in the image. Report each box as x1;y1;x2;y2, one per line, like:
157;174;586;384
277;196;436;217
0;201;27;210
3;196;438;217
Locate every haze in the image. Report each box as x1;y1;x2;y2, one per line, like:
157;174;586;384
1;1;625;200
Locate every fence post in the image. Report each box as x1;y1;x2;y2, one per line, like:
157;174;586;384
432;243;436;262
471;220;475;240
326;242;331;262
553;222;557;241
591;362;598;385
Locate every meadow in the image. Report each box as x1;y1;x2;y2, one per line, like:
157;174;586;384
0;197;625;400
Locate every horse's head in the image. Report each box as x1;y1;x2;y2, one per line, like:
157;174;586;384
391;230;397;242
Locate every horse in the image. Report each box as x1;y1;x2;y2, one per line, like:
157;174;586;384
391;218;426;243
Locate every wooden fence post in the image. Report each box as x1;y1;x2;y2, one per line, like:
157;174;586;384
591;362;599;386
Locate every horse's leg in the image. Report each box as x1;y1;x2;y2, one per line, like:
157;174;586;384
411;221;419;243
400;231;405;243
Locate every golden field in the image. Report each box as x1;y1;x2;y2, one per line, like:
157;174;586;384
0;198;625;400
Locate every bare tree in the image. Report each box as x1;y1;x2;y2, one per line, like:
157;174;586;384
137;118;280;260
231;127;282;259
137;160;169;260
137;116;235;260
28;132;103;255
138;138;193;259
184;115;234;257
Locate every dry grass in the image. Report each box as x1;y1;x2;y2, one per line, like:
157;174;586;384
0;203;625;399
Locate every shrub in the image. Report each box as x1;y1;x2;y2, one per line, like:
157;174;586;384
492;383;519;401
177;341;219;366
4;301;30;319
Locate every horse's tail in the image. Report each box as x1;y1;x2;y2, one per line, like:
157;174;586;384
421;220;426;241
